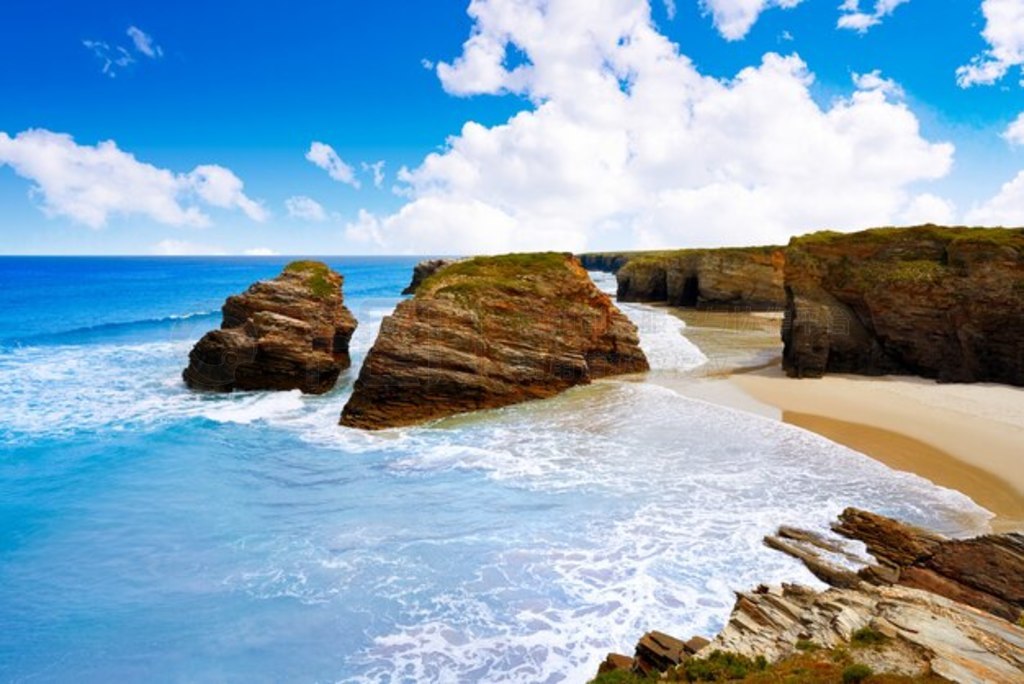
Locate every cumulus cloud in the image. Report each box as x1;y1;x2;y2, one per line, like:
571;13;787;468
852;69;905;98
306;142;361;188
700;0;804;41
285;195;329;221
0;129;266;228
1002;112;1024;144
152;239;226;256
127;26;163;58
898;193;957;225
957;0;1024;87
837;0;910;32
966;171;1024;225
347;0;954;254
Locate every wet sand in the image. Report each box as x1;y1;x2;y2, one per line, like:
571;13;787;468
665;309;1024;533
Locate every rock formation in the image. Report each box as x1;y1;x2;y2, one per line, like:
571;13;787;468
579;246;786;310
340;253;649;430
595;509;1024;683
783;225;1024;385
401;258;457;295
183;261;357;394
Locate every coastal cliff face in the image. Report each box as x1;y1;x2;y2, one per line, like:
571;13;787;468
596;509;1024;683
183;261;357;394
401;258;457;295
580;247;786;310
340;253;649;430
783;225;1024;385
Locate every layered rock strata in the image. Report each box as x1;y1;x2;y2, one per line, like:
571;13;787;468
596;509;1024;683
401;258;457;295
183;261;357;394
783;225;1024;384
341;253;649;430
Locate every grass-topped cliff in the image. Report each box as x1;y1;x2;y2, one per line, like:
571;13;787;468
579;245;786;309
783;224;1024;384
283;260;338;299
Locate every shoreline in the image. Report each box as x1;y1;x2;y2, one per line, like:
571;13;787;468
665;309;1024;533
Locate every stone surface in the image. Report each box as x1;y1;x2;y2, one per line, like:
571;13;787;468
576;253;633;274
782;225;1024;384
401;258;457;295
183;261;357;394
340;253;648;430
608;246;785;309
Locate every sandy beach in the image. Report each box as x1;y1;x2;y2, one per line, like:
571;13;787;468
668;309;1024;533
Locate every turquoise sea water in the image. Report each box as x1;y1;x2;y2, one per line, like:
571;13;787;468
0;258;992;683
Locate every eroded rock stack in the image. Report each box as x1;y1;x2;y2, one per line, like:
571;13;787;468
401;258;457;295
340;252;649;430
783;225;1024;384
183;261;357;394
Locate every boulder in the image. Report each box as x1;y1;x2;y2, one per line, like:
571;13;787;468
183;261;357;394
340;253;648;430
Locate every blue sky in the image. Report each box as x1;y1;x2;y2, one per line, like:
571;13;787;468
1;0;1022;255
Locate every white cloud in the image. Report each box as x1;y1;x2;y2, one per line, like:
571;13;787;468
700;0;804;41
152;239;226;256
83;40;134;78
285;195;328;221
351;0;953;254
966;170;1024;225
1002;112;1024;144
306;142;361;188
898;193;957;225
837;0;910;32
187;165;268;222
126;26;163;58
662;0;677;20
0;129;266;228
957;0;1024;87
852;69;905;98
362;161;387;189
243;247;278;256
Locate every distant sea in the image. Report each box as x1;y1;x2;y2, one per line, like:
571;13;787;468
0;257;991;683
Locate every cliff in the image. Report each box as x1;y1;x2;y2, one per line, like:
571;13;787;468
183;261;357;394
579;247;786;310
596;509;1024;683
340;253;648;430
401;258;457;295
783;225;1024;385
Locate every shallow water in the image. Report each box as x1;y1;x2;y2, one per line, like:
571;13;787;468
0;259;991;683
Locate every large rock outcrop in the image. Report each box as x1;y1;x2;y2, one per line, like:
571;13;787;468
183;261;357;394
582;246;786;310
401;258;457;295
595;509;1024;683
340;253;649;430
783;225;1024;385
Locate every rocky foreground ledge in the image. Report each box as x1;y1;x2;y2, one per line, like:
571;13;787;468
340;253;648;430
595;509;1024;683
783;225;1024;385
183;261;357;394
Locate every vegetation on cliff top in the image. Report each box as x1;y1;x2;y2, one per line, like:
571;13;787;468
791;224;1024;249
283;260;336;299
418;252;578;300
588;245;782;271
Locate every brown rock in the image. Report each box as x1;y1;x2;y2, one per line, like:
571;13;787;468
782;225;1024;384
833;508;945;566
184;261;357;394
596;653;634;676
340;253;648;430
634;630;687;675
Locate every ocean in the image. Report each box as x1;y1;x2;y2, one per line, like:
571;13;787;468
0;257;991;683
